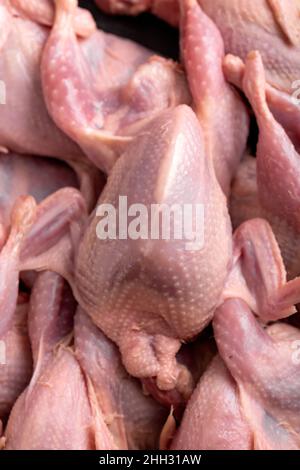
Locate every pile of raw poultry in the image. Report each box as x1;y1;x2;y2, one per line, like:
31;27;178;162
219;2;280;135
1;0;300;450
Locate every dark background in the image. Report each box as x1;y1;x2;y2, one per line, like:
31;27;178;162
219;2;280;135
79;0;179;59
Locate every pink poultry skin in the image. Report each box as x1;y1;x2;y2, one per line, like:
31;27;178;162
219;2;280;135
170;354;253;450
0;153;78;244
73;104;300;403
9;0;96;36
1;1;300;450
214;299;300;449
0;0;87;160
41;0;190;174
225;51;300;279
0;301;32;443
0;152;87;339
171;298;300;450
94;0;300;91
4;272;104;450
73;104;231;400
74;308;168;450
94;0;180;26
1;0;188;173
4;273;168;450
180;0;249;196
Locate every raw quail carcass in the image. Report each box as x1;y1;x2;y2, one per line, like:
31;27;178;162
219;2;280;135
226;51;300;279
0;153;78;245
94;0;300;91
74;308;168;450
73;105;300;403
9;0;96;36
143;331;216;410
4;273;167;450
170;355;253;450
0;0;85;159
41;0;190;173
0;185;86;339
172;293;300;449
0;2;169;167
0;151;86;339
243;50;300;226
199;0;300;92
3;272;110;450
180;0;249;195
0;300;32;436
214;299;300;449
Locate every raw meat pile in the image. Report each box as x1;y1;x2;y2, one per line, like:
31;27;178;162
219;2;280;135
1;0;300;450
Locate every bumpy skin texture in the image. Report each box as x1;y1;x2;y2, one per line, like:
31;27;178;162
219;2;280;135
4;272;116;450
226;52;300;278
143;332;217;410
5;274;166;450
0;153;78;244
94;0;300;91
172;299;300;450
0;1;82;159
180;0;249;196
199;0;300;92
9;0;96;37
0;151;85;341
0;0;161;167
74;309;168;450
243;52;300;234
214;299;300;449
230;155;262;232
171;356;253;450
94;0;180;26
0;302;32;424
230;156;300;279
74;105;300;403
0;196;38;338
75;105;232;398
41;0;190;173
4;348;98;449
94;0;150;15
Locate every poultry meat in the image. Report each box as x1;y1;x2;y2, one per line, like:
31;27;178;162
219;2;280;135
1;0;300;453
94;0;300;91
